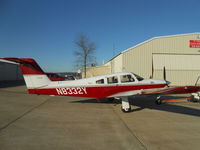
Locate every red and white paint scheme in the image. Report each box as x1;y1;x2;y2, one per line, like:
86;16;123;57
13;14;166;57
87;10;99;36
1;57;171;112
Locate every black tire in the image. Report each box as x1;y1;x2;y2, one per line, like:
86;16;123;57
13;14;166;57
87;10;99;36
155;99;162;105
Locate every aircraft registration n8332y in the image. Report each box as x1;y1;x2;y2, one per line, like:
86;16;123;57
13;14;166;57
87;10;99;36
1;58;170;112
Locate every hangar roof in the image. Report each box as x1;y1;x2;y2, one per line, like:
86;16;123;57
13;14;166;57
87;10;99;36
122;32;200;53
106;32;200;63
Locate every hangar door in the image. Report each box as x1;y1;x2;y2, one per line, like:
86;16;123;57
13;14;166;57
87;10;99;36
153;54;200;86
0;61;23;81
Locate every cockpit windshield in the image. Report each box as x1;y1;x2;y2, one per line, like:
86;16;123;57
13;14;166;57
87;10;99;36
132;73;144;81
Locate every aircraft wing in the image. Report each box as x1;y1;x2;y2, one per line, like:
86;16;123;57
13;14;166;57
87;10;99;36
107;86;200;98
144;86;200;95
109;86;200;98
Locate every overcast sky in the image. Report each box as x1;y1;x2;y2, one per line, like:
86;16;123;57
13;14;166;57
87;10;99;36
1;0;200;72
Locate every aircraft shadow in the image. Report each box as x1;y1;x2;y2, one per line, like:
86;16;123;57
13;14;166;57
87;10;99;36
71;98;115;104
130;95;200;117
71;95;200;117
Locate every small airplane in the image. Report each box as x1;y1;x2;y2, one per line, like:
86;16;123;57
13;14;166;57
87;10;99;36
1;57;200;112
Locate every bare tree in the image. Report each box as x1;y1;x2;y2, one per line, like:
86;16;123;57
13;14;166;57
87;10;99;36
74;34;96;78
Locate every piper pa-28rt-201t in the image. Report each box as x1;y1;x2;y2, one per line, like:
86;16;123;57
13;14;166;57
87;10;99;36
1;58;200;112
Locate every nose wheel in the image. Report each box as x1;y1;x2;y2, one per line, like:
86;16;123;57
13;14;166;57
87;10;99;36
121;97;132;112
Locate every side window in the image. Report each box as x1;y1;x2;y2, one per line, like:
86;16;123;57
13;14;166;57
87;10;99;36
96;79;104;84
120;75;135;83
107;76;118;84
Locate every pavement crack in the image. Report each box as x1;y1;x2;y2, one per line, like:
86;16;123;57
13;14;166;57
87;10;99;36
112;106;148;150
0;97;51;132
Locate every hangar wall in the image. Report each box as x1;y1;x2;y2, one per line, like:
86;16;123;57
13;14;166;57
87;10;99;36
107;33;200;86
110;54;123;73
84;65;111;78
0;61;23;82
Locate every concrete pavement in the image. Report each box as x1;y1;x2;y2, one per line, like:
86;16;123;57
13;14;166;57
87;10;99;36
0;86;144;150
0;85;200;150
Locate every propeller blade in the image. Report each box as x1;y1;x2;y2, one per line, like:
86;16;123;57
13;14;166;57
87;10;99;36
163;66;166;81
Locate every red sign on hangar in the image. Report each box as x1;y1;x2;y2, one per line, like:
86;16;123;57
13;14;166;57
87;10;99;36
190;40;200;48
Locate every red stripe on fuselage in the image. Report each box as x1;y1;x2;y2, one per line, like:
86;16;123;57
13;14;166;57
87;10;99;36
28;84;166;98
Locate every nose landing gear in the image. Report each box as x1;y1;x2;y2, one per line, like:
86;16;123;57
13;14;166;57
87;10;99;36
121;97;132;112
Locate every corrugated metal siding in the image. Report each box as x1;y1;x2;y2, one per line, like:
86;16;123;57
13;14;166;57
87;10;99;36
85;65;111;78
123;41;154;78
121;33;200;85
112;54;122;73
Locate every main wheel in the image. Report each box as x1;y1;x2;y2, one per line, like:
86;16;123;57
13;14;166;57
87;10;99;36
155;99;162;105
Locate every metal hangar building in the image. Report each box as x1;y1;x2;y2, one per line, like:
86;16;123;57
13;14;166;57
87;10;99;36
104;33;200;86
0;59;23;82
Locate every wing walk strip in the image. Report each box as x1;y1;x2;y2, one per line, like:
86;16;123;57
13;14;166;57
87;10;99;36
0;97;50;132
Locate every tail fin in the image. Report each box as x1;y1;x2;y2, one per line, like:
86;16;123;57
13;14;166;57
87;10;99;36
1;58;50;89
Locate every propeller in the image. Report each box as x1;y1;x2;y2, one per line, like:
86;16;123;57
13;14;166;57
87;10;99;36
163;66;166;81
163;66;170;86
195;75;200;86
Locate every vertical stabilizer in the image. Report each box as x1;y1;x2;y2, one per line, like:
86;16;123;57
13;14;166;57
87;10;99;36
1;58;50;89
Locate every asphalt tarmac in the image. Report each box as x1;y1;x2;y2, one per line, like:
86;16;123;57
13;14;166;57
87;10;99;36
0;85;200;150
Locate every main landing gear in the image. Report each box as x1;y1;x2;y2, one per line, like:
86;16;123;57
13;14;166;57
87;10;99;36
191;93;200;102
121;97;132;112
155;96;162;105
